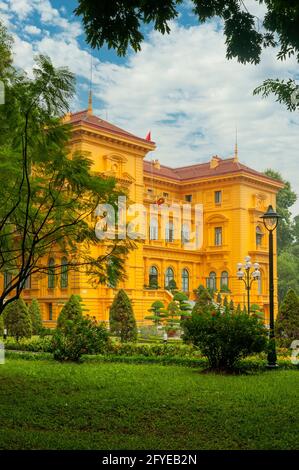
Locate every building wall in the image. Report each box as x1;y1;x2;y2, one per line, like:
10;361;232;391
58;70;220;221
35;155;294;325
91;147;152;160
6;116;280;327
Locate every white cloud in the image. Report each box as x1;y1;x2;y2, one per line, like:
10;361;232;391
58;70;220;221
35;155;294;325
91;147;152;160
7;0;33;20
3;2;299;215
24;24;41;35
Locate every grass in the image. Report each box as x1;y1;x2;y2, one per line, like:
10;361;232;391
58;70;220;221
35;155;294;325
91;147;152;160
0;357;298;450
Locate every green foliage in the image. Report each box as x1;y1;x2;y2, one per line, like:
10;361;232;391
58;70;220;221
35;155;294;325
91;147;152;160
250;304;264;320
216;292;222;305
3;299;32;341
183;304;267;371
192;286;212;315
166;278;177;292
276;289;299;347
52;318;110;361
4;336;53;352
229;299;234;311
145;300;165;326
57;295;83;329
0;24;132;315
223;296;228;308
0;313;3;336
236;304;242;315
109;289;137;342
163;300;181;333
173;291;192;319
74;1;299;111
277;249;299;302
28;299;43;335
264;169;297;252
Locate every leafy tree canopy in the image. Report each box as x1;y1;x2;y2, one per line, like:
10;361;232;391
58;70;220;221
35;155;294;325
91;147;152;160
74;0;299;109
0;21;133;315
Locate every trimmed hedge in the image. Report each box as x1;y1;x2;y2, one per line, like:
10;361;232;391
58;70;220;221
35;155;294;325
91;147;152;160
4;336;53;353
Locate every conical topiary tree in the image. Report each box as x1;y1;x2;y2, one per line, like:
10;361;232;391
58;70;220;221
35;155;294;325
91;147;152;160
164;300;181;333
57;294;83;329
192;287;212;316
276;289;299;347
173;291;192;320
236;303;242;315
223;296;229;308
216;292;222;305
229;299;234;311
145;300;165;326
29;298;43;335
109;289;137;342
4;298;32;341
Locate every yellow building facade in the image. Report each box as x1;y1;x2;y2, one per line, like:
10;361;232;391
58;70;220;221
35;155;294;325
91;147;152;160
19;106;283;327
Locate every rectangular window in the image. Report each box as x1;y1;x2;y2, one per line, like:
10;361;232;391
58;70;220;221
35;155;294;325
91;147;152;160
185;194;192;202
215;191;222;204
215;227;222;246
163;192;169;198
48;303;53;321
24;275;31;289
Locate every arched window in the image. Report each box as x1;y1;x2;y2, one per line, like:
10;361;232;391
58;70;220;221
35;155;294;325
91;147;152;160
256;226;263;247
182;269;189;292
149;217;158;240
220;271;229;290
181;223;190;244
206;271;216;291
60;257;68;288
149;266;158;288
48;258;55;289
165;267;174;287
165;221;174;242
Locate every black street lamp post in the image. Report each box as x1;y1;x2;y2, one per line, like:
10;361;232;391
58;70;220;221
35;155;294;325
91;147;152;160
237;256;261;314
261;205;281;368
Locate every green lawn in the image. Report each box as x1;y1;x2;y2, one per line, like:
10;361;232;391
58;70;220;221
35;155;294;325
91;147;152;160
0;357;298;450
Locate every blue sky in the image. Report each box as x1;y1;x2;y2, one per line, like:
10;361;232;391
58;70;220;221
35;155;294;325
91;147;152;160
1;0;298;214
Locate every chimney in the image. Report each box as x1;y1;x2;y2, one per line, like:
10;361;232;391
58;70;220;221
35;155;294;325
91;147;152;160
210;155;221;169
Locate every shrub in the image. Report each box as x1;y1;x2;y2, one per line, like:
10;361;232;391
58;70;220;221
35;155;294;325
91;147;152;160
57;294;83;329
164;300;181;334
145;300;165;326
0;314;4;336
109;289;137;342
166;279;177;292
173;292;192;320
4;336;53;352
52;318;110;362
192;287;212;313
29;298;43;335
276;289;299;347
4;299;32;341
183;304;267;371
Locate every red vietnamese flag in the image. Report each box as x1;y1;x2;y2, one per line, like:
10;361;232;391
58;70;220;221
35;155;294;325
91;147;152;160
145;131;151;141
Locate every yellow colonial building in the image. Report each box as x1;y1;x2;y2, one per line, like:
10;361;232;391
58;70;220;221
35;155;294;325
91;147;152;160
19;103;283;327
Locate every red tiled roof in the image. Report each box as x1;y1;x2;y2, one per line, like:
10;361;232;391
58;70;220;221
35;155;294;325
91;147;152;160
68;110;155;146
144;157;283;187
